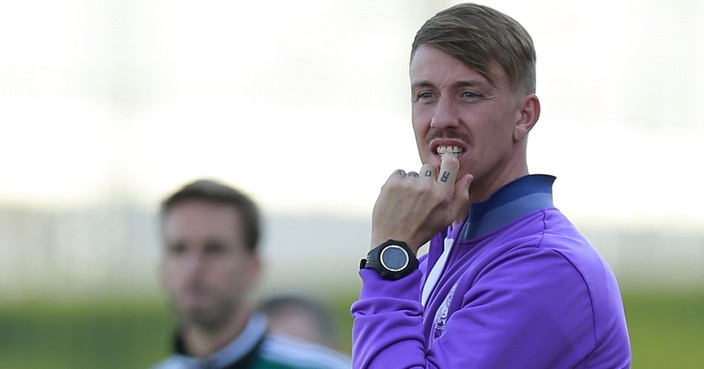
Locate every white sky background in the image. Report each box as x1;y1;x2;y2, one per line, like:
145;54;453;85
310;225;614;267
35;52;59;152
1;0;703;231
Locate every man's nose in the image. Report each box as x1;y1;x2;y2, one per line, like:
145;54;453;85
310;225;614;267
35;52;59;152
430;95;460;130
183;252;207;274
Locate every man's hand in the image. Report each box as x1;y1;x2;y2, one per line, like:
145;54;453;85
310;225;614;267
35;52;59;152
370;154;473;253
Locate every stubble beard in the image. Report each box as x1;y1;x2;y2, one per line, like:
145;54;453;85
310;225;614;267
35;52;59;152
173;293;241;332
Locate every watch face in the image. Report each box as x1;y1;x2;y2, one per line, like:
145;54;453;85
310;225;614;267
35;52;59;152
380;245;409;272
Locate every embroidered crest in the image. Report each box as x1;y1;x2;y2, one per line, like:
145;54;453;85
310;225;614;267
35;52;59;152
433;282;458;335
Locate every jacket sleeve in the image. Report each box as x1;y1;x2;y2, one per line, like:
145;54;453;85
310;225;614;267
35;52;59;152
351;247;597;369
351;268;427;369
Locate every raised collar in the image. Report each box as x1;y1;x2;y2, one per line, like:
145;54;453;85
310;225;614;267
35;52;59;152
459;174;556;240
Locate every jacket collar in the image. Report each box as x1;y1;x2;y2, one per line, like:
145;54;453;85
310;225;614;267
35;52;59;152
459;174;556;240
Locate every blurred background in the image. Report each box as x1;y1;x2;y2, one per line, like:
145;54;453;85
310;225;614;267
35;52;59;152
1;0;702;368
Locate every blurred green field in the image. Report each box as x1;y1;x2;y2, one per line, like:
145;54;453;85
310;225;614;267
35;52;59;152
1;289;702;368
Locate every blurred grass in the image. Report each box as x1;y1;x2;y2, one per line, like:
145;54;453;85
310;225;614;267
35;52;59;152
0;299;174;369
0;289;702;368
623;289;704;368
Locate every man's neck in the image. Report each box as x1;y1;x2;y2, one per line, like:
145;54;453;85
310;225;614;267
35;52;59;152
469;160;529;204
183;306;252;358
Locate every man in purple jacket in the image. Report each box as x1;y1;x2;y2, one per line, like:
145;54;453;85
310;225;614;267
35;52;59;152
351;3;631;368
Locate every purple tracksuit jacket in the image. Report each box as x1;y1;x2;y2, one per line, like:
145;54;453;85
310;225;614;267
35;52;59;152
351;175;631;368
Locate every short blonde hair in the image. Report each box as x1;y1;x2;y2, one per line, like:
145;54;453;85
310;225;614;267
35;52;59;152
411;3;536;94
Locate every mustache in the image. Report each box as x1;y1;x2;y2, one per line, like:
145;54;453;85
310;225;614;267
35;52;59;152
425;129;471;146
182;280;210;295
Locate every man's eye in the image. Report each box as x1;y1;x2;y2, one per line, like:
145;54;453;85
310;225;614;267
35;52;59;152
167;243;186;255
204;241;226;255
462;91;480;99
418;92;434;100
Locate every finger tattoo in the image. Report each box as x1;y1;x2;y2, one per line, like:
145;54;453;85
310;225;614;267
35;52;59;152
408;171;419;177
440;171;450;183
424;170;432;177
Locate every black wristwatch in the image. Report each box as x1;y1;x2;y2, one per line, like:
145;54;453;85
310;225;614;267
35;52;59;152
360;240;419;280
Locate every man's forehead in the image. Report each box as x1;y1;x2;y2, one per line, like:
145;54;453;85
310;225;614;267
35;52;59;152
410;47;508;90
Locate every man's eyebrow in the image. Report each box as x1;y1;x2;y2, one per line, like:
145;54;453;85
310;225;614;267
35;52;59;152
411;79;494;90
165;240;184;250
204;239;226;248
411;80;435;90
452;79;492;89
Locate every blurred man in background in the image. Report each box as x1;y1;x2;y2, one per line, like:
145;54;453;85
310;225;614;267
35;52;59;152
153;179;350;369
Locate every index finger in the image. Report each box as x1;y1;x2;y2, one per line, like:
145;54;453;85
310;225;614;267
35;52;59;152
437;154;460;185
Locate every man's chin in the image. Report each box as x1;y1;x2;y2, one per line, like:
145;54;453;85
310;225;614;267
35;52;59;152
171;295;239;329
173;302;215;323
181;308;223;329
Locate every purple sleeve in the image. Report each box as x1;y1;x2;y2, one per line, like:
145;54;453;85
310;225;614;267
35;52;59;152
351;248;603;369
351;268;426;368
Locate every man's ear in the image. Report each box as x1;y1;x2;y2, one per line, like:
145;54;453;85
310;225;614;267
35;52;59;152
514;94;540;141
